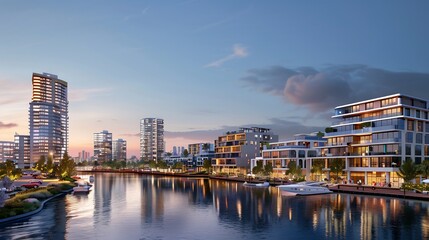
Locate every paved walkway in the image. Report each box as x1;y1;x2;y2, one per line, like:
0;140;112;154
329;184;429;201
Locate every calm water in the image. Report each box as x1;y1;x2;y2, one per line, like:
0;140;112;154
0;173;428;240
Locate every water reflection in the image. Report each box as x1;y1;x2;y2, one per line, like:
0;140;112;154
0;173;428;239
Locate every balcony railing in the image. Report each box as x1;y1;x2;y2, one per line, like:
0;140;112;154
332;113;402;125
325;125;400;137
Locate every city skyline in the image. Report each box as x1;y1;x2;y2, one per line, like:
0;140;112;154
1;1;429;157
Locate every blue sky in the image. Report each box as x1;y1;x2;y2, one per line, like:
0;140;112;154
1;1;429;157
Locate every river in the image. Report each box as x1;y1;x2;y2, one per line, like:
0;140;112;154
0;173;428;240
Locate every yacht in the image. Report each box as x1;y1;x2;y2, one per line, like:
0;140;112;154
278;182;332;196
73;180;92;193
243;182;270;187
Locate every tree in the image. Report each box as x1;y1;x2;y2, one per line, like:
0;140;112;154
286;161;302;180
330;158;344;182
148;160;157;169
35;156;46;172
252;161;264;175
46;155;54;174
157;161;168;169
4;160;15;177
316;131;325;138
183;149;189;157
264;162;273;176
418;160;429;179
58;152;76;178
173;162;184;170
311;159;324;181
397;159;418;183
203;159;212;173
1;176;13;190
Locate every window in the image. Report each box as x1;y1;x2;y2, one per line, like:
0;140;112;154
407;120;414;131
405;108;411;116
417;133;423;144
416;110;421;118
417;121;423;132
406;132;413;143
416;145;422;156
406;144;412;155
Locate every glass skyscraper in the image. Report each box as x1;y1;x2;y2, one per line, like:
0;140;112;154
29;72;68;164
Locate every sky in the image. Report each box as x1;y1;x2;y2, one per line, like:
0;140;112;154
1;1;429;158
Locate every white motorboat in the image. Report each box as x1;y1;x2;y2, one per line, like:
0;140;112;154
73;180;92;193
243;182;270;187
278;182;332;196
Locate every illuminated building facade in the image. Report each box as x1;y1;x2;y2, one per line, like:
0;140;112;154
113;138;127;161
29;72;68;164
0;141;14;162
14;134;30;169
94;130;112;162
213;127;278;175
319;93;429;187
140;118;164;161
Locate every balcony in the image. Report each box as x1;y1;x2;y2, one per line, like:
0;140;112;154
325;125;400;137
332;113;402;125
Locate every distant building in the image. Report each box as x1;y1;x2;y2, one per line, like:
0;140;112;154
188;143;214;155
29;72;68;164
252;134;326;179
213;127;278;175
78;150;91;162
93;130;112;162
14;134;30;168
140;118;164;161
0;141;15;162
113;139;127;161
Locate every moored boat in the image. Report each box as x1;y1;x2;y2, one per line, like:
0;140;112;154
278;182;332;196
243;182;270;187
73;180;92;193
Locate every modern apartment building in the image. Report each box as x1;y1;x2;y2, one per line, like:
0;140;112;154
140;118;164;161
0;141;15;162
113;139;127;161
93;130;112;162
29;72;68;164
188;143;214;156
319;93;429;187
213;127;278;175
252;134;326;179
14;134;30;169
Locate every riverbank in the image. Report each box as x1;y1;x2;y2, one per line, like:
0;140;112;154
0;188;73;224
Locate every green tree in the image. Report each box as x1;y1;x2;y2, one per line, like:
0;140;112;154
330;158;344;182
252;161;264;175
46;155;54;174
157;161;168;169
316;131;325;138
173;162;184;170
286;161;302;180
183;149;189;157
311;159;324;181
203;159;212;173
148;160;157;169
58;152;76;178
418;160;429;179
4;160;15;177
264;162;273;176
397;159;418;183
35;156;46;173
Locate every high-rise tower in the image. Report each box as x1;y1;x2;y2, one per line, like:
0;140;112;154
29;73;68;164
140;118;164;161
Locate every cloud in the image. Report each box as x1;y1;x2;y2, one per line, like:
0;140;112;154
241;65;429;111
205;44;249;68
69;88;111;102
0;122;18;129
0;80;31;106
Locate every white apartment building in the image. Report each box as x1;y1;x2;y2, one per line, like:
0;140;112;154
318;93;429;187
140;118;164;161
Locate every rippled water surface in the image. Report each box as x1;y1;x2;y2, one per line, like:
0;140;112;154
1;173;429;240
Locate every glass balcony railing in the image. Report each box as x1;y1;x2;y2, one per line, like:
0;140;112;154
325;125;400;137
332;113;402;125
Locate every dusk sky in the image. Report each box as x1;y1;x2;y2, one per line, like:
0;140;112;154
1;1;429;157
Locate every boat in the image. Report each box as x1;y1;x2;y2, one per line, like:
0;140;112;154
73;180;92;193
89;175;94;183
278;181;332;196
243;182;270;187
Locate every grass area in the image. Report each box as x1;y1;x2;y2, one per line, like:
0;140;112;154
0;182;74;219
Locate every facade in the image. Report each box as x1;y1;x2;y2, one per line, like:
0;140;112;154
29;72;68;164
188;142;214;156
140;118;164;161
14;134;30;169
93;130;112;162
78;150;91;162
0;141;15;162
213;127;278;175
318;93;429;187
113;139;127;161
252;134;326;179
